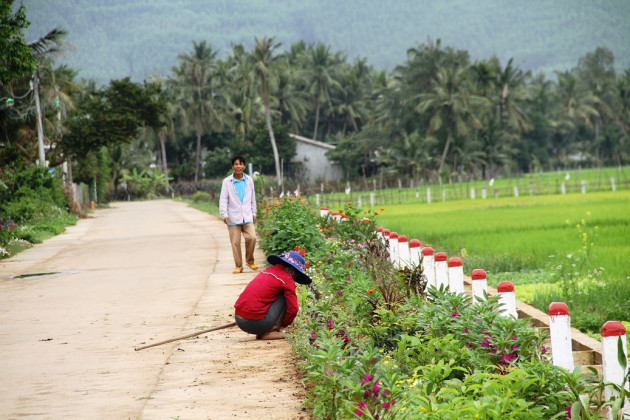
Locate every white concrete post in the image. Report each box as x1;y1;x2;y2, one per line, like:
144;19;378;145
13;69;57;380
409;239;421;267
448;257;464;295
581;180;586;194
398;235;410;268
370;193;374;206
548;302;574;371
513;186;519;197
376;227;383;240
561;182;566;194
497;281;517;319
316;193;320;206
471;269;487;304
601;321;629;406
426;188;431;204
434;252;448;289
470;188;476;200
320;207;329;217
422;247;435;288
611;177;616;192
388;232;399;267
482;187;487;199
381;229;390;247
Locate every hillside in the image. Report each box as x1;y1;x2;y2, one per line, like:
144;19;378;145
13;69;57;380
23;0;630;85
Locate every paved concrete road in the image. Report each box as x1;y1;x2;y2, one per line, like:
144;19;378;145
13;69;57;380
0;200;305;419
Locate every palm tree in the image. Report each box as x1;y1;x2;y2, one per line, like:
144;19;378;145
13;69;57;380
417;64;481;174
298;42;343;140
249;36;283;186
171;41;219;184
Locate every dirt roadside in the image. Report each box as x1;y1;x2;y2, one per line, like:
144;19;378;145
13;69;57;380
0;200;308;419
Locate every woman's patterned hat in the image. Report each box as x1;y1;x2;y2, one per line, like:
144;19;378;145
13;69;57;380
267;250;312;284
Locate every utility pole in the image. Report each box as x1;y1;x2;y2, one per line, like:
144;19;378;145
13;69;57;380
33;70;47;167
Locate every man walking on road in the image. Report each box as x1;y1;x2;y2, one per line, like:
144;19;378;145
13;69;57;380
219;155;258;274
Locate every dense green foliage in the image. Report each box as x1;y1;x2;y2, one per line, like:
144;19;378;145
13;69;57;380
0;165;77;255
255;200;630;419
22;0;630;86
0;1;36;86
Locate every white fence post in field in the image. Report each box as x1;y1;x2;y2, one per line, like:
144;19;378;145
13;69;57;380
497;281;517;318
316;194;320;206
482;187;487;199
434;252;448;289
381;229;390;247
548;302;574;371
370;193;375;207
601;321;629;405
561;182;566;194
398;235;411;268
409;239;421;267
389;232;399;267
581;180;586;194
320;207;329;217
470;188;476;200
513;186;519;197
471;269;487;304
422;247;435;288
357;196;362;207
426;188;431;204
611;177;616;192
448;257;464;294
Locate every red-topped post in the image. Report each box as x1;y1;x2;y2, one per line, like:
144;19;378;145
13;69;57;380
601;321;629;404
434;252;448;289
320;207;329;217
422;247;435;288
376;226;383;240
389;232;399;267
448;257;464;294
409;239;421;267
381;229;390;246
548;302;574;371
398;235;410;268
470;269;487;304
497;281;517;318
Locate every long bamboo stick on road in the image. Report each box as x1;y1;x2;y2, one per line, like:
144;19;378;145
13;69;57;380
134;321;237;351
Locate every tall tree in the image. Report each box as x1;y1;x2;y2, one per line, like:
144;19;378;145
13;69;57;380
249;36;283;186
299;42;343;140
417;64;480;173
172;41;218;184
0;1;37;86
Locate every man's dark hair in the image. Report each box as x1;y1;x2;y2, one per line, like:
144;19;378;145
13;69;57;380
231;155;246;165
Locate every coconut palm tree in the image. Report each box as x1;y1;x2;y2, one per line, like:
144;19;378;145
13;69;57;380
171;41;219;184
248;36;283;186
298;42;344;141
417;64;481;174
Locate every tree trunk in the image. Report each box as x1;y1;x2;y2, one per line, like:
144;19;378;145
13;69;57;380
194;130;201;185
312;99;320;140
159;127;169;186
265;102;282;187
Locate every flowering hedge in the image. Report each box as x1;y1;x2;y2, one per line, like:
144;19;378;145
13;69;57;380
256;198;627;419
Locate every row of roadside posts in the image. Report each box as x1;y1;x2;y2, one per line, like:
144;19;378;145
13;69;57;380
320;206;629;414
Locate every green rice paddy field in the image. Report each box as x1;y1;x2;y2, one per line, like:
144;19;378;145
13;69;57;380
372;189;630;336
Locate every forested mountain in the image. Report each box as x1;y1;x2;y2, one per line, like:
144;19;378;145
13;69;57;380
23;0;630;86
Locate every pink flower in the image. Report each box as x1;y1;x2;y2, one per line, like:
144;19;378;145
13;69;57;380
355;409;362;416
451;311;460;317
542;345;547;353
463;328;469;333
337;291;343;296
382;403;391;409
364;373;372;382
359;401;366;409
